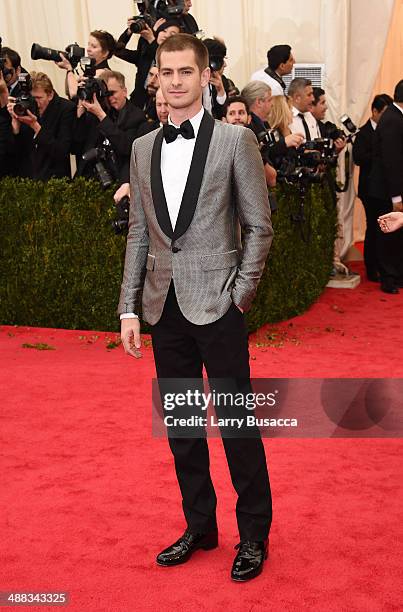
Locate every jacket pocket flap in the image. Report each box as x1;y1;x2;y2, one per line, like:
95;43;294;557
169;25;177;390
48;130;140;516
201;250;238;271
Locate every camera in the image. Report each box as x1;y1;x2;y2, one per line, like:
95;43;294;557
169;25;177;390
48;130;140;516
13;73;38;117
209;56;224;72
111;195;130;234
77;57;110;102
31;42;85;69
82;139;119;189
132;0;185;27
275;140;334;185
129;14;155;34
256;128;280;164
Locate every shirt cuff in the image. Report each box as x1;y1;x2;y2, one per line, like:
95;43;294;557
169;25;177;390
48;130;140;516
392;196;402;204
216;92;227;105
120;313;139;320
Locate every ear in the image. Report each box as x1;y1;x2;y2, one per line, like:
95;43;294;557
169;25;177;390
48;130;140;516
201;66;211;89
222;117;227;123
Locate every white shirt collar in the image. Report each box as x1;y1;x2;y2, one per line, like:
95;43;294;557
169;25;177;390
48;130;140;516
292;105;308;118
393;102;403;116
168;106;205;138
370;118;377;130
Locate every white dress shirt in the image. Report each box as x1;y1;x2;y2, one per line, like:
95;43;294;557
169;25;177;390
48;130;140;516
289;106;321;141
161;106;204;229
250;68;285;97
120;106;205;320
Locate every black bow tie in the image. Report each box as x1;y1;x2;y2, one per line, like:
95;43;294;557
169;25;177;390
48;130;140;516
163;119;195;144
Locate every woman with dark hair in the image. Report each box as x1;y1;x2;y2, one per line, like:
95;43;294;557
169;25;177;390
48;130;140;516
56;30;118;99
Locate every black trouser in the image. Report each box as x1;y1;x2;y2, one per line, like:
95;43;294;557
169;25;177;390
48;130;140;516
369;197;403;285
150;283;272;541
361;195;380;276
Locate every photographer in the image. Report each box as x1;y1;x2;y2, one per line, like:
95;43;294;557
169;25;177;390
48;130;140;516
353;93;393;282
242;81;304;166
0;46;23;100
6;71;75;180
203;37;237;119
223;95;277;209
251;44;295;97
311;87;346;154
173;0;199;34
115;18;180;109
73;70;147;184
56;30;117;99
288;78;320;140
368;80;403;294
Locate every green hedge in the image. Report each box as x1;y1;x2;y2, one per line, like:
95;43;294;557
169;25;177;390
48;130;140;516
0;177;337;332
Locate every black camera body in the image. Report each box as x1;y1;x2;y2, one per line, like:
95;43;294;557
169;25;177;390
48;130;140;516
111;195;130;234
209;56;224;73
82;139;119;189
13;73;38;117
129;13;155;34
31;42;85;69
132;0;185;29
77;57;110;102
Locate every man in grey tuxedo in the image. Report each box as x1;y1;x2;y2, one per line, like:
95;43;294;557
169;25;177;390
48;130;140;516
118;34;273;582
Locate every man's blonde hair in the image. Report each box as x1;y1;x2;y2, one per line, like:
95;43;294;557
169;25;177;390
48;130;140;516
30;71;54;94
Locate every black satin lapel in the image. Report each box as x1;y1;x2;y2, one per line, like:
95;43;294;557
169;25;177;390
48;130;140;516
151;128;173;239
173;111;215;241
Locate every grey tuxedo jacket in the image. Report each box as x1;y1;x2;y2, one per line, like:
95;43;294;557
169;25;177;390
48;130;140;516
117;111;273;326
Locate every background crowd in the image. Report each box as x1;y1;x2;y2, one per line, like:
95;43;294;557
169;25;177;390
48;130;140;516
0;0;402;293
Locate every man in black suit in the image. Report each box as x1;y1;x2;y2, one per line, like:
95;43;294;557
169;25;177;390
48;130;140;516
74;70;147;183
119;34;273;582
353;93;393;281
203;38;238;119
6;71;75;180
369;80;403;294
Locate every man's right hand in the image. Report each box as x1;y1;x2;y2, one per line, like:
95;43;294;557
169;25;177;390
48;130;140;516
378;211;403;233
285;133;304;148
121;318;142;358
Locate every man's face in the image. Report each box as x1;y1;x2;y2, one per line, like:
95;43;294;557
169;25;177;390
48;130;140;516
294;85;314;113
157;25;181;45
158;49;210;111
146;67;159;97
106;77;127;111
278;52;295;76
3;56;20;87
225;102;250;126
32;87;54;116
311;94;327;121
156;88;169;124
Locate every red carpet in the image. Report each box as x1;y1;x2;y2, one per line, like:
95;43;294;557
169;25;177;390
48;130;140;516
1;262;402;611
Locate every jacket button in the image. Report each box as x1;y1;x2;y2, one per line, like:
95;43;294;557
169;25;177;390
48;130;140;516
172;246;181;253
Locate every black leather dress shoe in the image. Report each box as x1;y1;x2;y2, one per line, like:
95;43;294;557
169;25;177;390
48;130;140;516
381;283;399;294
231;540;268;582
156;529;218;566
